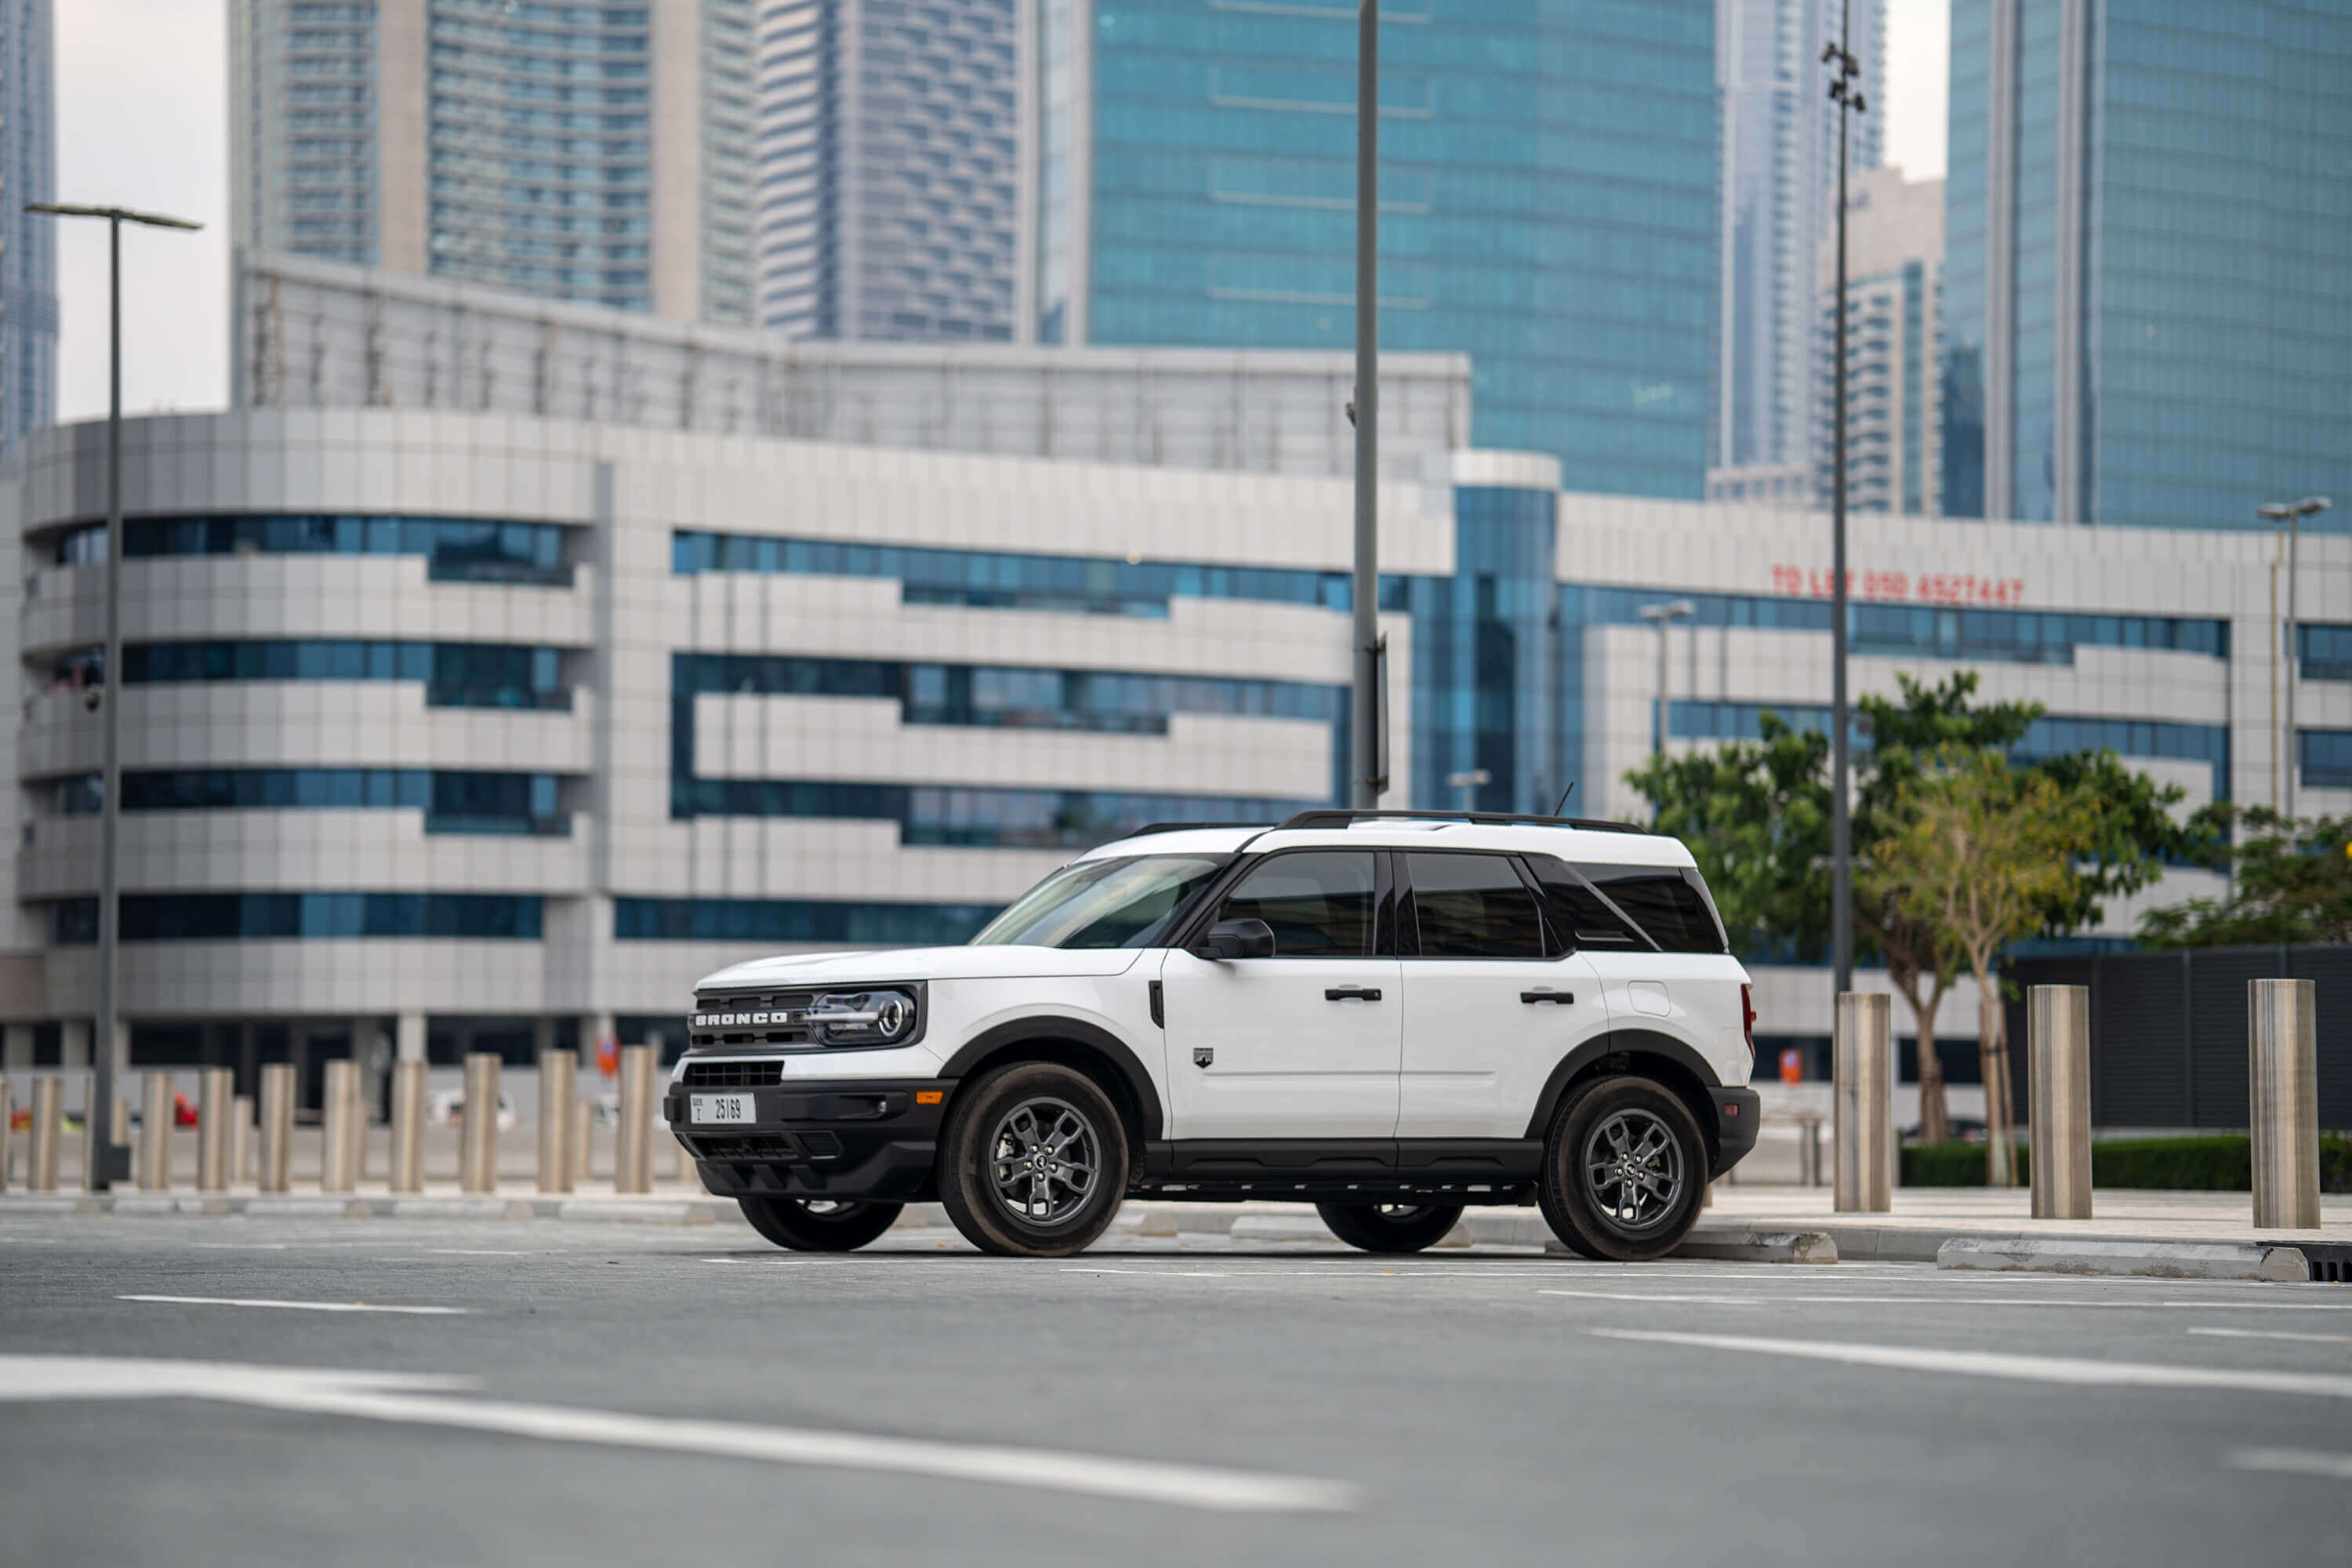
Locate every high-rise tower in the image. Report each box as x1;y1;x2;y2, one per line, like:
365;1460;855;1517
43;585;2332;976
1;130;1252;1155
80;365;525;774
230;0;754;325
0;0;56;461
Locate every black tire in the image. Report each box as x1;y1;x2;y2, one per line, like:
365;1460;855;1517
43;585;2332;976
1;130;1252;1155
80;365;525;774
937;1061;1129;1258
1315;1202;1465;1254
1538;1076;1708;1262
737;1196;903;1252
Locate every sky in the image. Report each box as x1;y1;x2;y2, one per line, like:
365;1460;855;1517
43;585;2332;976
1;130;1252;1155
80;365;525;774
52;0;1953;423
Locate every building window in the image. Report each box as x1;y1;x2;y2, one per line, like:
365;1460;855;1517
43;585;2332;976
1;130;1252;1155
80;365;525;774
51;894;546;944
52;769;568;837
2299;624;2352;683
116;641;572;712
612;897;996;945
672;779;1312;847
2303;731;2352;791
50;514;575;586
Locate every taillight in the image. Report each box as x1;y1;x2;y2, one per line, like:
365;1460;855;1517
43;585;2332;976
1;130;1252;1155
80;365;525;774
1740;982;1757;1058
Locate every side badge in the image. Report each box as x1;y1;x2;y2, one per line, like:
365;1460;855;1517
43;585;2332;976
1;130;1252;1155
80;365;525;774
1192;1047;1214;1069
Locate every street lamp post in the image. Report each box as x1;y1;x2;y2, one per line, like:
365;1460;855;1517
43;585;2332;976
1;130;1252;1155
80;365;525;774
1444;768;1492;813
2259;495;2332;826
1638;601;1695;761
1348;0;1383;808
1824;13;1867;999
26;201;202;1190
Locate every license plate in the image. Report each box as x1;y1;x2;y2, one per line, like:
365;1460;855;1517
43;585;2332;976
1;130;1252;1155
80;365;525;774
691;1093;757;1125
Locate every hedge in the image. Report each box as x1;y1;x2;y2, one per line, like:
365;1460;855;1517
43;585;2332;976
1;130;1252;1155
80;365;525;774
1900;1134;2352;1192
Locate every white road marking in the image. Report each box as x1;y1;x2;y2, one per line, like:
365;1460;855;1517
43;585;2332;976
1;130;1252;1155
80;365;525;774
0;1355;1356;1514
118;1295;470;1316
2189;1327;2352;1346
424;1249;534;1257
1543;1289;2352;1312
1592;1327;2352;1399
189;1243;291;1250
2228;1446;2352;1481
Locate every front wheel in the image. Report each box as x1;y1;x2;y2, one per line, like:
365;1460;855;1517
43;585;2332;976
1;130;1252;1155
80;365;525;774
1315;1202;1465;1254
938;1062;1130;1257
1537;1077;1708;1262
738;1196;903;1251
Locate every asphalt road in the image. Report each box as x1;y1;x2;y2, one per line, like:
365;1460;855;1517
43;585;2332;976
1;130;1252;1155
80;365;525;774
4;1213;2350;1566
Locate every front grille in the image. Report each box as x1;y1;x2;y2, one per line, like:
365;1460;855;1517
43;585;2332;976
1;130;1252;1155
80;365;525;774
691;1133;803;1161
681;1061;783;1089
691;989;819;1047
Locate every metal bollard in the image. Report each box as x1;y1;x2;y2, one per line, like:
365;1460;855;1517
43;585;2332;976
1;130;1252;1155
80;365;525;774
232;1094;255;1186
139;1073;173;1192
30;1076;62;1191
198;1068;234;1193
2027;985;2093;1219
320;1060;358;1193
348;1062;371;1186
1833;992;1893;1213
2249;978;2321;1229
0;1073;9;1194
537;1048;576;1194
258;1063;295;1193
571;1097;591;1183
614;1044;656;1194
1801;1116;1823;1189
388;1059;426;1193
459;1052;500;1194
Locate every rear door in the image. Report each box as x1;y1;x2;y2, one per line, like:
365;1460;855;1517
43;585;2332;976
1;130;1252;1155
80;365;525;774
1395;851;1609;1139
1159;848;1401;1139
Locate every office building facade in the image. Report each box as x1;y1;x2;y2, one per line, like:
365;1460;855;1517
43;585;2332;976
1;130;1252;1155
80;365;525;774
229;0;756;325
1032;0;1719;500
1813;166;1940;515
1711;0;1885;495
754;0;1027;343
0;0;54;463
1942;0;2352;529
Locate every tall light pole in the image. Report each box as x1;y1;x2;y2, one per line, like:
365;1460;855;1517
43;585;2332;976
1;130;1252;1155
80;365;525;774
1824;16;1867;999
27;201;202;1190
1639;601;1695;760
1348;0;1383;808
2259;495;2332;826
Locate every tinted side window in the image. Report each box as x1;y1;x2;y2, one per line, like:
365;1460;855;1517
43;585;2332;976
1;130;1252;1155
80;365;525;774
1527;857;1643;948
1219;851;1375;957
1405;853;1547;958
1582;864;1728;954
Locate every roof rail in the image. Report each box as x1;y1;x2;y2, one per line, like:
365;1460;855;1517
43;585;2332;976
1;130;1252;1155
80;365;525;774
1272;808;1650;836
1120;821;1276;839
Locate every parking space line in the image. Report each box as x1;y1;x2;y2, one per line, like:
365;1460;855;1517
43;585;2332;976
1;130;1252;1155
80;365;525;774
118;1294;470;1316
1541;1288;2352;1312
2227;1447;2352;1481
1592;1327;2352;1399
0;1355;1356;1514
2188;1327;2352;1346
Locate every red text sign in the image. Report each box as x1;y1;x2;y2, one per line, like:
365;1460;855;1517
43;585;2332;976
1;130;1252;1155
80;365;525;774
1771;565;2026;608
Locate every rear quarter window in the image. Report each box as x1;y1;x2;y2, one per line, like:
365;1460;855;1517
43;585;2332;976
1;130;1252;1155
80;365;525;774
1580;864;1729;955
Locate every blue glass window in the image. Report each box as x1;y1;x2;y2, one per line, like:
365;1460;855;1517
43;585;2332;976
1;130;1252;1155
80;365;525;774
51;894;545;944
54;514;574;586
2299;624;2352;682
53;769;568;837
612;898;997;945
119;641;572;711
673;779;1311;848
2302;731;2352;790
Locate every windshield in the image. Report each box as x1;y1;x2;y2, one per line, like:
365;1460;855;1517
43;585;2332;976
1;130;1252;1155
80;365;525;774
971;855;1227;949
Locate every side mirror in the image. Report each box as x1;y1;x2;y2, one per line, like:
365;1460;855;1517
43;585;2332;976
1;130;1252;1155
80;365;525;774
1192;917;1276;961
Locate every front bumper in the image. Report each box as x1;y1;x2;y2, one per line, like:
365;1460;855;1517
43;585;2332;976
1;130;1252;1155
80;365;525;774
1708;1087;1762;1179
665;1076;953;1202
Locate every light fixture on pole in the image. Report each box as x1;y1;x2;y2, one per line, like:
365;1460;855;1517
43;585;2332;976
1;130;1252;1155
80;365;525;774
26;201;203;1191
1347;0;1384;808
2259;495;2331;826
1638;601;1696;760
1444;768;1492;813
1824;12;1867;1000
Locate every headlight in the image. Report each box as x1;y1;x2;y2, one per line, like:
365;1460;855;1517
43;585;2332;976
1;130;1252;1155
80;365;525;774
809;989;917;1046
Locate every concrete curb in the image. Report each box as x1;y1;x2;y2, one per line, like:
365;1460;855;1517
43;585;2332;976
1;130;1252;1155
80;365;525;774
1678;1229;1839;1265
1937;1235;2310;1282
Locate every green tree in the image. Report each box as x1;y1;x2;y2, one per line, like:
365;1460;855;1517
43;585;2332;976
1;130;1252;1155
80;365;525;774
1867;748;2101;1185
2140;808;2352;946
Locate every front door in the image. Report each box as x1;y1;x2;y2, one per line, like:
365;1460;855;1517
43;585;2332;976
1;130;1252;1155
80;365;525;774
1395;851;1611;1139
1160;848;1400;1139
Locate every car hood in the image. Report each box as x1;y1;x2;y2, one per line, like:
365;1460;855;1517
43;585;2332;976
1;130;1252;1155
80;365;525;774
694;946;1148;991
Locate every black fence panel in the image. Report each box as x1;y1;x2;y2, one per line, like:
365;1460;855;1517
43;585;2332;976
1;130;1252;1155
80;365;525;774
2007;946;2349;1131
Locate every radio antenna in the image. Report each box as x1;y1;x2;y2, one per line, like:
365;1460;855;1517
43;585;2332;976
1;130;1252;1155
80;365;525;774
1551;782;1575;817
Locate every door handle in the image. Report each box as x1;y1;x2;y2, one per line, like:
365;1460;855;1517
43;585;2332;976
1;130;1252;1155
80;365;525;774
1324;986;1382;1002
1521;990;1575;1005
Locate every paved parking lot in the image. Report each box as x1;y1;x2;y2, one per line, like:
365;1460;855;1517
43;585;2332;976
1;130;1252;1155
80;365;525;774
5;1214;2349;1565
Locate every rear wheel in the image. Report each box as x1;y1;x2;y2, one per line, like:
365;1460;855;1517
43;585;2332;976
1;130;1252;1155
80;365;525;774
737;1196;903;1252
938;1062;1130;1257
1314;1202;1465;1254
1538;1076;1707;1262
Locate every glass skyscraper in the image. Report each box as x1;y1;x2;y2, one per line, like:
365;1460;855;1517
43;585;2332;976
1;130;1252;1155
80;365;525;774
1943;0;2352;531
1;0;55;463
1034;0;1719;499
230;0;755;325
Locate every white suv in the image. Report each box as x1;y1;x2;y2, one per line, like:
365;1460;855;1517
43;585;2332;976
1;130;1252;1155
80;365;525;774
666;810;1760;1261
